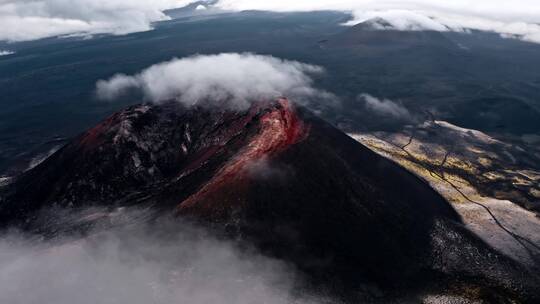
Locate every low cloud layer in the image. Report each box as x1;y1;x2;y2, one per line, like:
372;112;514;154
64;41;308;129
0;0;195;42
2;1;539;43
96;53;327;109
0;208;327;304
360;94;413;121
214;0;540;43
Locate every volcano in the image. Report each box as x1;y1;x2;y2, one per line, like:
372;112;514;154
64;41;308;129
323;18;457;50
1;98;538;302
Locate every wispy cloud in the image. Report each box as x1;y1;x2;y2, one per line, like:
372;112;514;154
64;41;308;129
96;53;329;109
0;208;327;304
2;1;539;43
360;94;413;121
214;0;540;43
0;0;196;42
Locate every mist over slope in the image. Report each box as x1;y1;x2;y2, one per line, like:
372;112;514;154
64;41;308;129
0;209;327;304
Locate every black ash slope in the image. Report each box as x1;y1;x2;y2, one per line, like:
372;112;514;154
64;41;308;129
0;99;538;302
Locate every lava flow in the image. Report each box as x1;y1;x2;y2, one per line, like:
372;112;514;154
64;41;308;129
177;98;309;216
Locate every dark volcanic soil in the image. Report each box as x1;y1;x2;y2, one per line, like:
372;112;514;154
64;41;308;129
1;99;538;302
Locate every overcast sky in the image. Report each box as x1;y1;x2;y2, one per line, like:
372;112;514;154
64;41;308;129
1;0;540;42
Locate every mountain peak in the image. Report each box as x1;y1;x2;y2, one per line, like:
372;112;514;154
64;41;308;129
1;98;537;301
356;17;395;31
177;98;308;215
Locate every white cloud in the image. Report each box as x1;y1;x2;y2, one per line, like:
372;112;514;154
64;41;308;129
246;157;292;181
0;208;326;304
96;53;328;109
3;1;539;43
0;0;197;42
0;50;14;56
360;94;413;121
343;9;450;31
214;0;540;43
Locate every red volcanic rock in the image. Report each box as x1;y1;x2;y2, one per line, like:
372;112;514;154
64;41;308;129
0;98;313;219
177;98;309;216
1;98;539;302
